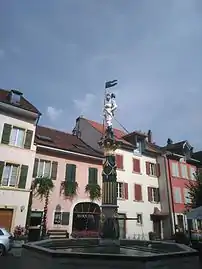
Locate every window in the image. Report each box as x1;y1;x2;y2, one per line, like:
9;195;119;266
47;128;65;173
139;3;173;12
173;187;182;203
184;188;191;205
189;166;196;180
2;164;19;187
134;184;142;201
136;213;143;225
133;158;141;173
10;127;25;147
65;164;76;182
1;123;33;149
146;162;159;177
33;159;58;180
38;160;51;177
148;187;160;203
115;154;123;170
117;182;124;199
54;212;62;224
171;162;179;177
53;211;70;226
133;141;142;155
180;164;188;179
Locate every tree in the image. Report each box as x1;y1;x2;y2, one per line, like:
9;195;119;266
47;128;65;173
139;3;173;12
32;176;54;238
186;169;202;209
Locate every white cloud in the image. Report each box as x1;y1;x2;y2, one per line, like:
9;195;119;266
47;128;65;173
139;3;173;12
73;93;96;115
46;106;63;121
0;49;5;59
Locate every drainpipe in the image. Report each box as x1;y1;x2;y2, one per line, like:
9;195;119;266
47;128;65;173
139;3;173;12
163;155;176;236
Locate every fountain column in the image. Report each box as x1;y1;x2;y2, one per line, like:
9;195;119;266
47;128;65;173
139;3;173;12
99;131;120;244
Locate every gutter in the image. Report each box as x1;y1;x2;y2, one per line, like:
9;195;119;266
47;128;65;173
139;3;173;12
37;145;104;161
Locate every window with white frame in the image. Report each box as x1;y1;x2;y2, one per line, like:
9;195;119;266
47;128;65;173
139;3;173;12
133;141;142;155
184;188;191;205
136;213;143;225
117;182;124;199
173;187;182;203
38;160;51;177
180;163;188;179
149;163;157;176
150;187;160;203
190;166;196;180
10;127;25;147
1;164;19;187
171;162;179;177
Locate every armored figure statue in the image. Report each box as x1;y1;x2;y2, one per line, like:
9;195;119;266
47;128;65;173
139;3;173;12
103;92;117;139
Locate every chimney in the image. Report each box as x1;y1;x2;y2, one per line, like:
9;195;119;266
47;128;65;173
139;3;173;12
167;138;173;145
147;130;152;143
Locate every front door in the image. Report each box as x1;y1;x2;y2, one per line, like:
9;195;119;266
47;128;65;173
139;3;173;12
177;215;184;232
0;209;13;231
153;220;161;239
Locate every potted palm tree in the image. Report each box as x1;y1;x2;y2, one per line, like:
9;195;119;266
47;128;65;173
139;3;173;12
32;176;54;239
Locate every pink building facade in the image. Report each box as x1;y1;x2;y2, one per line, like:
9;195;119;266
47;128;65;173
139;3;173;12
31;126;103;237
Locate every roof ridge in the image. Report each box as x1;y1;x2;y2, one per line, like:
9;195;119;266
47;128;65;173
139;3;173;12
85;118;126;134
37;125;73;136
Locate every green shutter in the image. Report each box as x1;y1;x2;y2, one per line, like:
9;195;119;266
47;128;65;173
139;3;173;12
93;168;98;184
65;164;76;182
0;161;4;185
18;165;28;189
1;124;11;145
51;161;58;180
88;168;97;184
33;158;39;177
24;130;33;149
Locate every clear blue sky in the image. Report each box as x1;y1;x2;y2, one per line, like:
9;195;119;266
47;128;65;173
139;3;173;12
1;0;202;149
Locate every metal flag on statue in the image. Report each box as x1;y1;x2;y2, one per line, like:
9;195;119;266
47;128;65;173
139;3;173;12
105;80;118;89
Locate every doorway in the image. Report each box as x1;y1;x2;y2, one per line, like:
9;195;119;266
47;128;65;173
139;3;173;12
177;215;184;232
28;211;43;241
72;202;100;237
0;209;13;231
153;220;161;239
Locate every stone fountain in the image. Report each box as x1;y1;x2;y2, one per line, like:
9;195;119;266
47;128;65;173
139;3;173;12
21;81;200;268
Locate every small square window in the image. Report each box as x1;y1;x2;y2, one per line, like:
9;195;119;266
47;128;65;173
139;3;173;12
136;213;143;225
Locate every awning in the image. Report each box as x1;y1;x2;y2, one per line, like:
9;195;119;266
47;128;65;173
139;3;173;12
186;206;202;220
150;207;168;220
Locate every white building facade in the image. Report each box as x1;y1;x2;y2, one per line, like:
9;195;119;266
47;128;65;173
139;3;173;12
0;89;40;232
115;146;162;240
73;117;164;240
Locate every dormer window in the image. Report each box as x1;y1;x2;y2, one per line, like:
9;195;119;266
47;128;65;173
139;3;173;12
133;141;142;155
9;89;22;105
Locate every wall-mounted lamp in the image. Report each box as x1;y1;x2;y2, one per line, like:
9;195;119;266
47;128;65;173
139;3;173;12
20;206;25;212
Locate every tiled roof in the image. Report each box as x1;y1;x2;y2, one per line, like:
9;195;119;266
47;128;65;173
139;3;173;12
86;119;133;146
0;88;41;114
162;140;191;155
87;119;126;139
35;125;103;158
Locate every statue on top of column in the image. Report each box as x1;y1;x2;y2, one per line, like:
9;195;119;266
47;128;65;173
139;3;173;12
103;91;117;140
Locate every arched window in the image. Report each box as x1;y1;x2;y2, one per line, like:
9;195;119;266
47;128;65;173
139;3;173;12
53;204;62;225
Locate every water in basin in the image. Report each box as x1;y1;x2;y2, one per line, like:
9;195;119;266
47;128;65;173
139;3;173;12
52;245;160;256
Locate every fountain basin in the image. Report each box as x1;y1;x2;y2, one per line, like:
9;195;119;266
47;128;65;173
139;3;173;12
21;238;199;269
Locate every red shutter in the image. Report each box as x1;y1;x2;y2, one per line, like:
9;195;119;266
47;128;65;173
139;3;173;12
156;164;161;177
116;154;123;170
124;183;128;199
133;159;140;173
148;187;152;201
146;162;150;175
134;184;142;201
